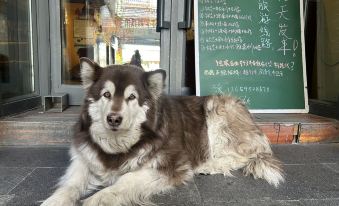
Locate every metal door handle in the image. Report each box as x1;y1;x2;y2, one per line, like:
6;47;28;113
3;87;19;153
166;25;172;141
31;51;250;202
156;0;170;32
178;0;192;29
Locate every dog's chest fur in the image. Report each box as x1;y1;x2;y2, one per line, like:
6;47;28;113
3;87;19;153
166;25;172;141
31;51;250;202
74;141;156;187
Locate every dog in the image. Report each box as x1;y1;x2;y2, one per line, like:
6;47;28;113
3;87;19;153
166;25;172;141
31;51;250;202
41;58;284;206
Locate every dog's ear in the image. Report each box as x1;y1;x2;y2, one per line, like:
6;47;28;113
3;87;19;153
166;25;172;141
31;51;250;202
144;69;166;99
80;58;102;90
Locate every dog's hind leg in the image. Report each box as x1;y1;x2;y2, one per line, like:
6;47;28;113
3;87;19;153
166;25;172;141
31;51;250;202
202;96;284;187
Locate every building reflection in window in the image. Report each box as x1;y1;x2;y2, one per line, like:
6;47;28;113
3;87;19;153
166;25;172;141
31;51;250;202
61;0;160;85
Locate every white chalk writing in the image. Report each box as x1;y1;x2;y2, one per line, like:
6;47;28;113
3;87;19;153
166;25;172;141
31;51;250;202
204;69;284;78
258;0;271;48
215;59;294;70
201;43;261;52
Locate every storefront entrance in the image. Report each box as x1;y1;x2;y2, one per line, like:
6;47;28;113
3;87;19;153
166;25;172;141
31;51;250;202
0;0;338;117
49;0;187;105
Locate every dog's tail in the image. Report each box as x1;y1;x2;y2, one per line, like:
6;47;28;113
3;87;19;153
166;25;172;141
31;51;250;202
205;95;285;187
243;153;285;187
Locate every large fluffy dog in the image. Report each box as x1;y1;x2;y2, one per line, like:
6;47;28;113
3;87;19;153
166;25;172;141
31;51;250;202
42;58;284;206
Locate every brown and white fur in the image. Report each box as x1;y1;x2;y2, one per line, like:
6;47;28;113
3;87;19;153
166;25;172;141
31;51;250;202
41;58;284;206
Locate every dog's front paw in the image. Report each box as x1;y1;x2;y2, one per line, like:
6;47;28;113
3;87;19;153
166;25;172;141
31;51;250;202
40;194;77;206
82;191;113;206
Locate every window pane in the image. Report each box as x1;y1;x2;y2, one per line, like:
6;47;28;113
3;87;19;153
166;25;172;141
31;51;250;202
0;0;34;101
61;0;160;85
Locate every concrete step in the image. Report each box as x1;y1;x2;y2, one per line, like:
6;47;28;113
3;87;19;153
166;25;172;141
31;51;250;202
0;107;79;146
0;107;338;146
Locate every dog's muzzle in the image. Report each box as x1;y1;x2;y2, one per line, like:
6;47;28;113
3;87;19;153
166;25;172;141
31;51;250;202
107;113;123;130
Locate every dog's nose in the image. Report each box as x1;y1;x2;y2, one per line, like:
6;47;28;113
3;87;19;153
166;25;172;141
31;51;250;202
107;113;123;127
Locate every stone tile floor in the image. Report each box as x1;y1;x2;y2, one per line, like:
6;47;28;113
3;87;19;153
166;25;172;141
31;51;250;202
0;144;338;206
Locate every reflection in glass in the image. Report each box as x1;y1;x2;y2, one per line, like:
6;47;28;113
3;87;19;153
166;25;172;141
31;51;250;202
0;0;34;101
61;0;160;85
315;0;339;102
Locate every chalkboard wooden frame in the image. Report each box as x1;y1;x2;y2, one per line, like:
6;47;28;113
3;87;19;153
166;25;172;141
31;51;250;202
194;0;309;113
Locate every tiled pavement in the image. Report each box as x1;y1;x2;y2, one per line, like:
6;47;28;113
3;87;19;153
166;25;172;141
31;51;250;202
0;144;339;206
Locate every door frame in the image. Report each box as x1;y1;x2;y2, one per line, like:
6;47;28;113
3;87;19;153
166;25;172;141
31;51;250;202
168;0;186;95
49;0;84;105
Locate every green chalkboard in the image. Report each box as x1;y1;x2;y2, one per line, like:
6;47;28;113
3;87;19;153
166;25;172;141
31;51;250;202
194;0;308;112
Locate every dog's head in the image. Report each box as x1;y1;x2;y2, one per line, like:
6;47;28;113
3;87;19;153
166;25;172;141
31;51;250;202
80;58;165;132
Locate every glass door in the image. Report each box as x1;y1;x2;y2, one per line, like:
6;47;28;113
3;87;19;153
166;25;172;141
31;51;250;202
0;0;40;117
50;0;171;105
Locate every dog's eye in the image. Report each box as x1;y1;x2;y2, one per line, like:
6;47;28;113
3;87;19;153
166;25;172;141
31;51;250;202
103;92;111;98
128;94;136;100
